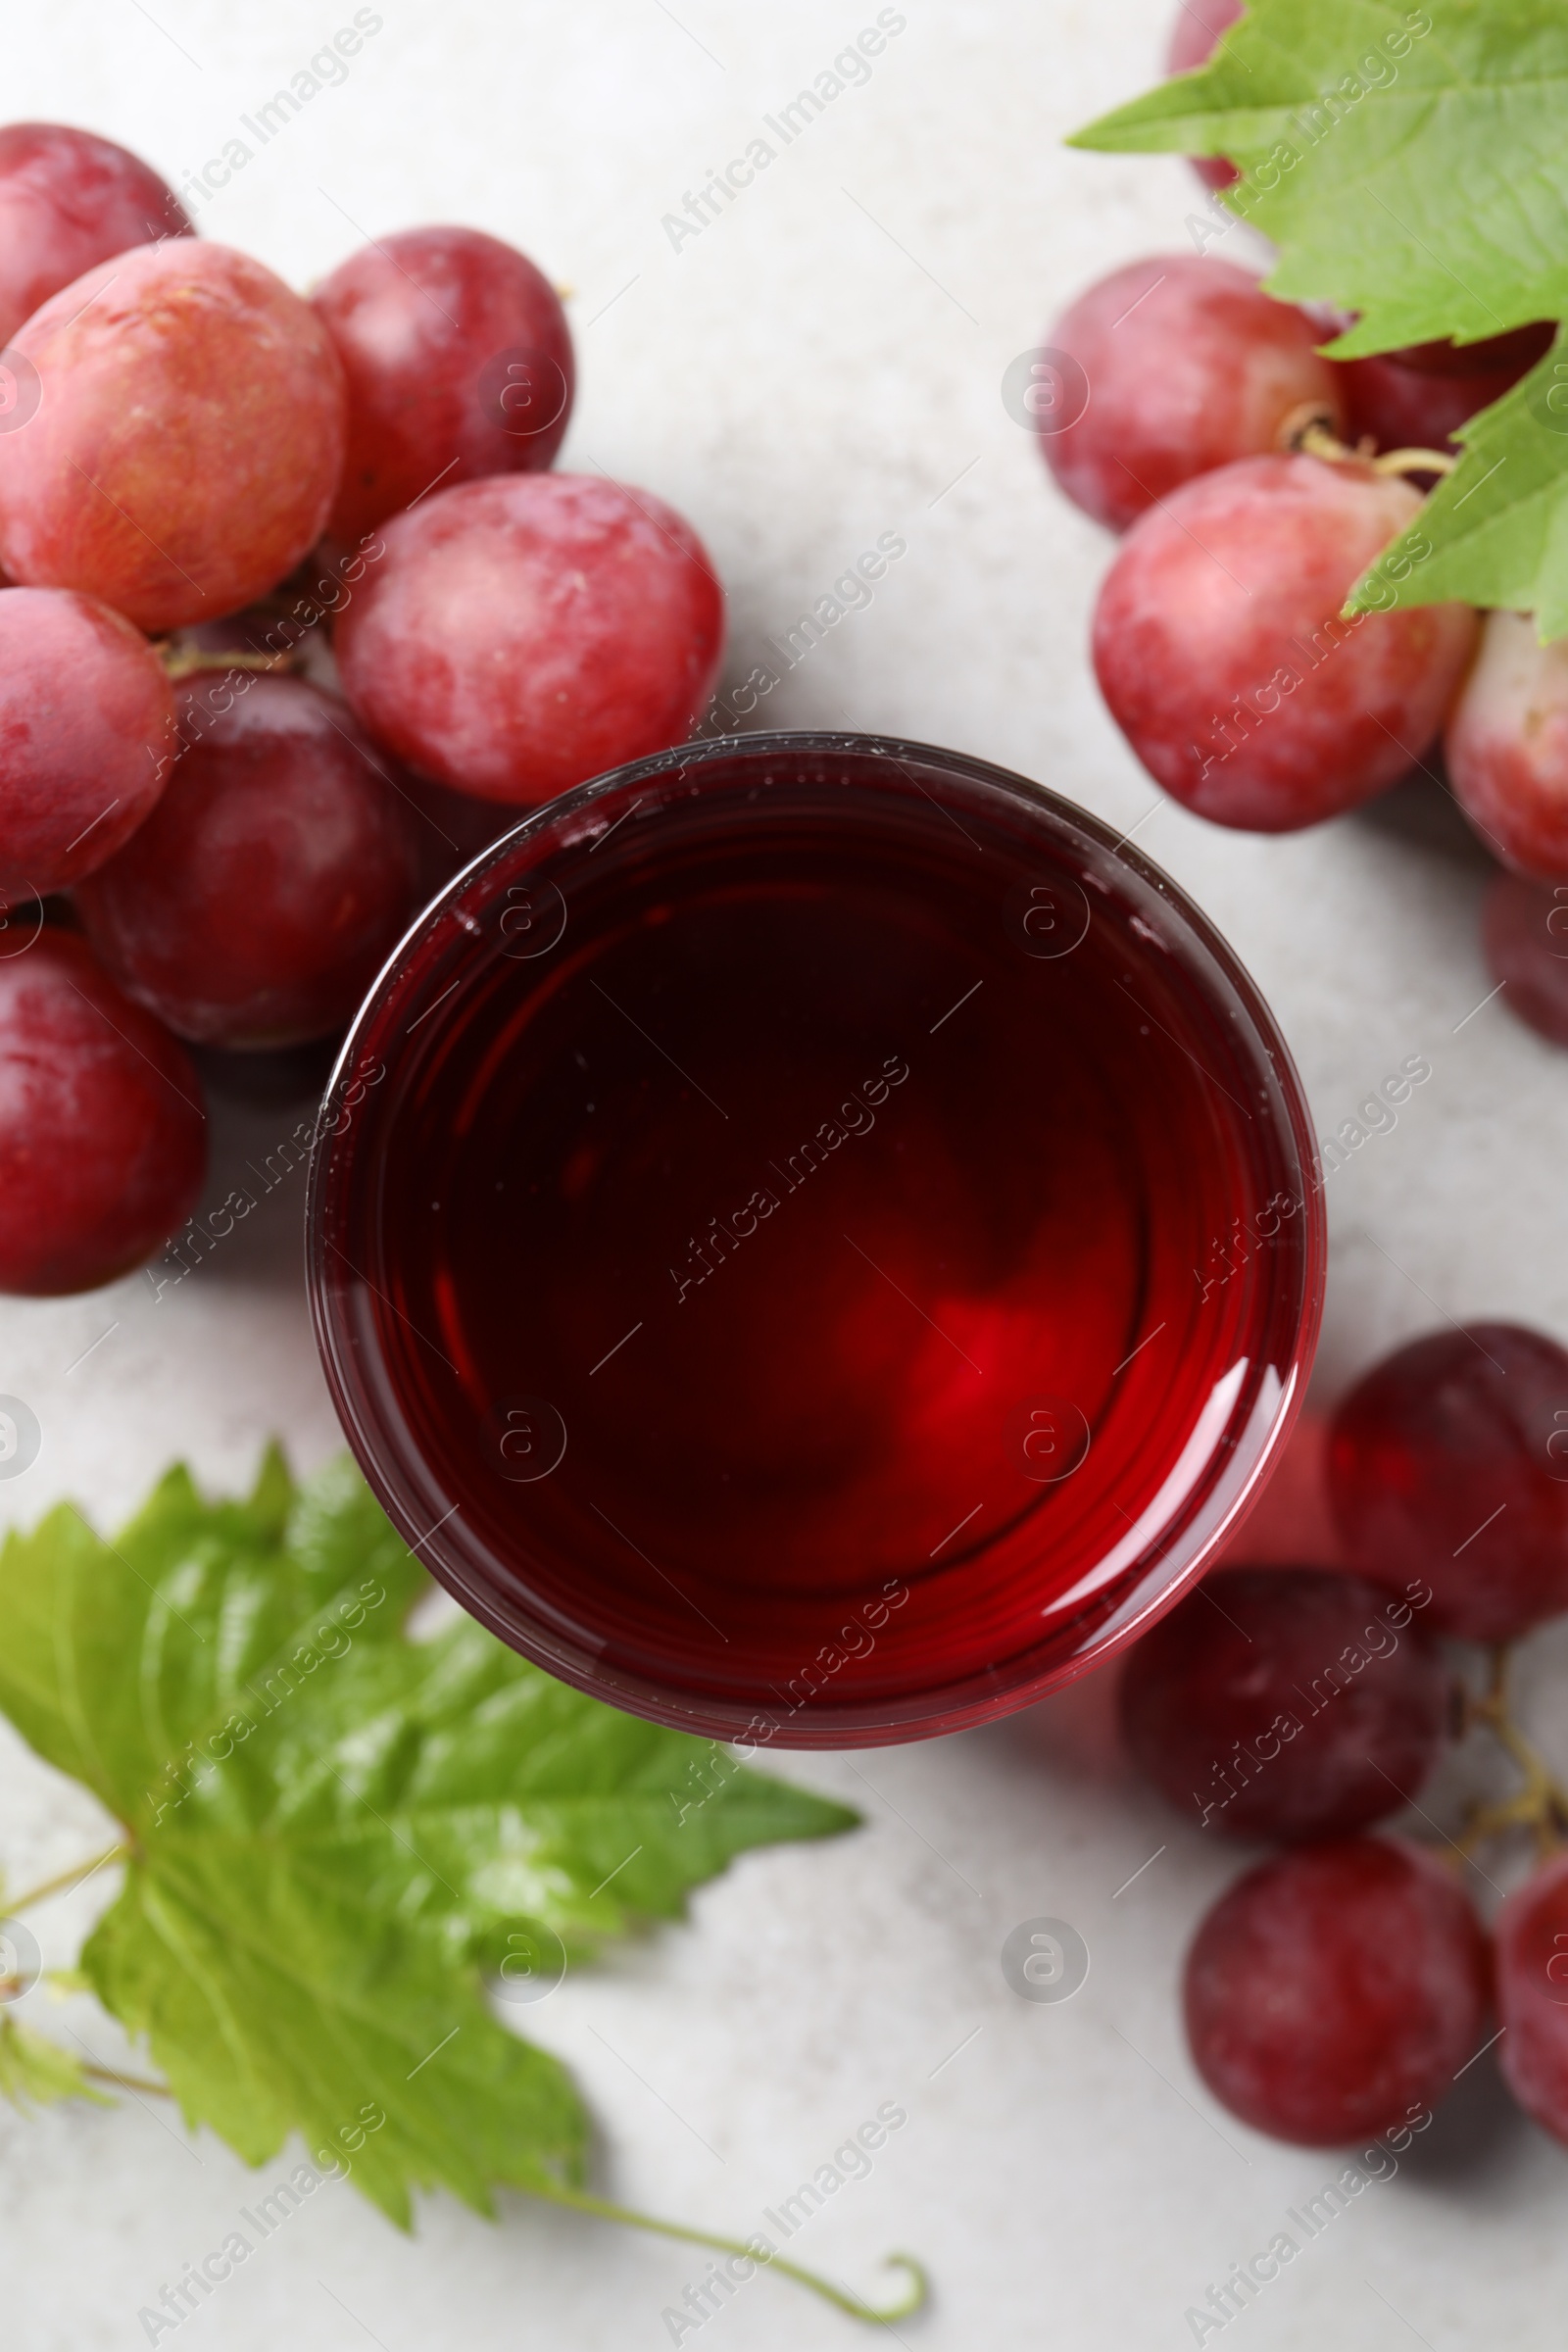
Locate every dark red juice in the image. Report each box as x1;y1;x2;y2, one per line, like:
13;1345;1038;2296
311;736;1321;1742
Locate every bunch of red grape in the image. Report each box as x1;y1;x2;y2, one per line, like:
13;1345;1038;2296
0;122;725;1298
1038;1;1568;1051
1120;1317;1568;2153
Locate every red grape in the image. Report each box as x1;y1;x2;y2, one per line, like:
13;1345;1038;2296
1041;257;1345;534
1184;1838;1490;2145
1338;330;1553;462
1495;1851;1568;2146
1092;453;1479;831
0;241;346;632
314;224;574;544
1165;0;1243;188
1446;611;1568;878
1392;326;1557;381
1483;871;1568;1049
1120;1566;1449;1842
74;675;421;1050
334;472;725;806
0;584;174;903
0;928;206;1294
0;122;190;347
1328;1323;1568;1643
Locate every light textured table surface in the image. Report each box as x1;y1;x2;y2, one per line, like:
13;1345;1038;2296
4;4;1567;2346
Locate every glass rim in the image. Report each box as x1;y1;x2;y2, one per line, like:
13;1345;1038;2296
307;728;1326;1743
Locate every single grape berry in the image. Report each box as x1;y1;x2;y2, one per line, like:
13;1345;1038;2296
1165;0;1243;188
1040;258;1345;534
335;472;725;805
0;122;190;346
1446;611;1568;878
1387;326;1557;381
0;928;206;1294
0;242;346;631
1338;357;1512;464
1328;1323;1568;1643
1495;1851;1568;2147
1184;1838;1490;2145
0;585;174;903
1092;454;1479;831
314;224;574;544
1483;871;1568;1050
1337;326;1555;462
1119;1566;1449;1842
74;676;421;1050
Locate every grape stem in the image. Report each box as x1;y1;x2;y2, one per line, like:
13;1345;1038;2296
3;1838;165;2092
524;2179;928;2327
157;645;301;680
1457;1649;1568;1860
78;2060;172;2096
5;1842;130;1916
1280;409;1458;481
1368;445;1460;480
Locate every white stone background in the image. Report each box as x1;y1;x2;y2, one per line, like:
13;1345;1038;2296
3;1;1567;2346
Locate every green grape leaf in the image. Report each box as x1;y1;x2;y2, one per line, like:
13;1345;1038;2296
1072;2;1568;358
0;1453;857;2226
0;2013;110;2111
82;1853;585;2225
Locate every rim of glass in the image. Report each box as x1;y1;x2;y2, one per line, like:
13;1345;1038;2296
307;729;1326;1743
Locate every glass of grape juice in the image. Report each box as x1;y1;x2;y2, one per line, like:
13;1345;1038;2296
307;732;1323;1746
